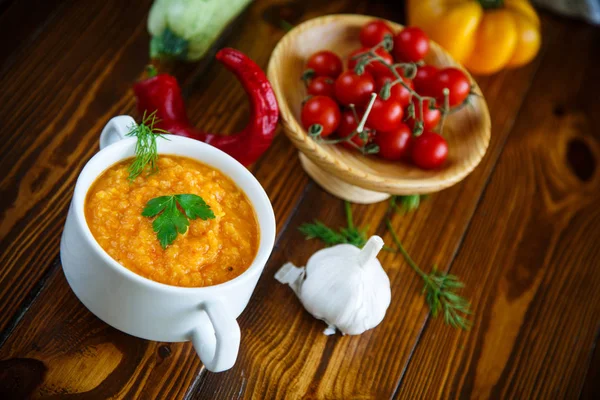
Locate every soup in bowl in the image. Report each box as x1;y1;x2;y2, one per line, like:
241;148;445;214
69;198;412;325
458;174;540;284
85;155;260;288
60;115;276;372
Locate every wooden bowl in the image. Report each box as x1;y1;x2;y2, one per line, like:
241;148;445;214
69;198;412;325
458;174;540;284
267;14;491;204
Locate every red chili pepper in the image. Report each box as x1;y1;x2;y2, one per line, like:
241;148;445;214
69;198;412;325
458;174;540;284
133;48;279;166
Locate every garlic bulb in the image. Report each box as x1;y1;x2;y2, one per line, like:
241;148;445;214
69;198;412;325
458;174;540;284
275;235;391;335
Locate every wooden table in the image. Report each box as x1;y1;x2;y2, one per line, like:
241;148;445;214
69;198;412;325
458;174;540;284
0;0;599;398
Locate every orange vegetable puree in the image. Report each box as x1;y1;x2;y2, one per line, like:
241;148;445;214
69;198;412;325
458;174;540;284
85;156;259;287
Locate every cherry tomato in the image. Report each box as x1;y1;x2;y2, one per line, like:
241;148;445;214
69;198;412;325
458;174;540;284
393;27;430;63
360;20;394;48
406;98;441;131
337;109;359;138
374;123;412;160
412;65;438;95
429;67;471;107
335;71;376;107
367;97;403;132
307;76;336;97
342;130;373;150
337;110;373;150
301;96;341;137
411;131;448;169
375;75;413;107
306;50;343;78
348;47;394;78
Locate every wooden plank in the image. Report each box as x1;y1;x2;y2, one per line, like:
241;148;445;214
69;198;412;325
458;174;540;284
0;0;155;335
397;17;600;399
188;22;550;400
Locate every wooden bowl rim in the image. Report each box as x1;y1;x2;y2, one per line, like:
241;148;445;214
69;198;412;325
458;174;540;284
267;14;492;194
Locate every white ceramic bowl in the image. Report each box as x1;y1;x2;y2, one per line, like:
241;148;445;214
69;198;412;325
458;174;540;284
60;116;276;372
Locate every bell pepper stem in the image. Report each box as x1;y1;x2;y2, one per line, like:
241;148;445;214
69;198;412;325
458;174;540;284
477;0;504;9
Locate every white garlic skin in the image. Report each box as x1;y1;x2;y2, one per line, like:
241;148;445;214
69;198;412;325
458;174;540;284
298;237;391;335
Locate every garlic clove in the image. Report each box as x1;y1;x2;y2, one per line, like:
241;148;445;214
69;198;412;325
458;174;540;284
274;262;305;296
324;325;337;336
276;235;392;336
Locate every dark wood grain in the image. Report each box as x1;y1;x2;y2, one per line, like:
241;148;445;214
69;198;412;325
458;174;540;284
397;16;600;399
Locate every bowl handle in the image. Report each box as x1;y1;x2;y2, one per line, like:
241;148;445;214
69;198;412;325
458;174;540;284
99;115;136;150
191;301;241;372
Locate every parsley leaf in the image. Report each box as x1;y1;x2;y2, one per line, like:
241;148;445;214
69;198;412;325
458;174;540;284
142;194;215;249
174;194;215;220
141;195;173;217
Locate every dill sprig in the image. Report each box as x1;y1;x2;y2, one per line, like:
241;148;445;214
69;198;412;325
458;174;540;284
299;201;367;248
126;111;169;181
385;218;472;330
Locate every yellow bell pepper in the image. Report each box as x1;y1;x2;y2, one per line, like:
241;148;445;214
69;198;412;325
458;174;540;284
407;0;541;75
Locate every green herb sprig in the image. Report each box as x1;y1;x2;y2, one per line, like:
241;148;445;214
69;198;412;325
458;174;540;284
299;201;367;248
385;219;471;330
126;111;168;181
142;194;215;249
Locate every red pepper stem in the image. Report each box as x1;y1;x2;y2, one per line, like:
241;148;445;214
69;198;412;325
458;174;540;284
146;65;158;78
